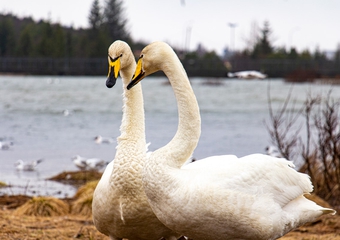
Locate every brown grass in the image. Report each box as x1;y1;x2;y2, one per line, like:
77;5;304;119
48;170;102;186
71;180;99;217
0;199;339;240
0;207;108;239
14;196;69;217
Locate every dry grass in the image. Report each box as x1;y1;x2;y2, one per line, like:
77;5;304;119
48;170;102;186
0;181;6;187
71;180;99;217
2;178;338;239
14;196;69;217
0;207;108;240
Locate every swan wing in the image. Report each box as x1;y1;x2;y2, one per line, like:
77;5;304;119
182;154;312;208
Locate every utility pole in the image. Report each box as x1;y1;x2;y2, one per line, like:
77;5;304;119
228;23;237;54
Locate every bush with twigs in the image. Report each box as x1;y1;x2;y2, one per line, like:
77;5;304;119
267;89;340;212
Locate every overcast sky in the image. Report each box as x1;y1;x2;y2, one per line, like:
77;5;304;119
2;0;339;55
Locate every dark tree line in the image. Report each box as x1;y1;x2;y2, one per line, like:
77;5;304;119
0;0;132;58
1;4;339;77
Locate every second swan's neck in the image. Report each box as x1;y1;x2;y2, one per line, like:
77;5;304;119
153;53;201;168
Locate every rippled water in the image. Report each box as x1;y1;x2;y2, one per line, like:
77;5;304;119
0;75;338;197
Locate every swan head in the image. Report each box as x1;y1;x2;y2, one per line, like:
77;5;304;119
127;41;173;90
106;40;135;88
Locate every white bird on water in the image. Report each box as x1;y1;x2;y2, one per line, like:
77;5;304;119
0;141;13;150
15;159;43;171
72;155;107;171
126;41;335;240
94;135;114;144
265;145;283;158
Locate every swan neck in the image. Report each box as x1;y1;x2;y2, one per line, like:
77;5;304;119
154;53;201;168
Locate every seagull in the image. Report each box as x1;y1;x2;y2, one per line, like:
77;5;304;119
0;141;13;150
94;135;115;144
265;145;283;158
72;155;108;171
86;158;108;171
15;159;43;171
72;155;88;170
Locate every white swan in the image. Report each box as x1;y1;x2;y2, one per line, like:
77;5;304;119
92;41;179;240
127;41;336;240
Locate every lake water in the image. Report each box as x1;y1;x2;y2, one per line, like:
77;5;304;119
0;75;339;198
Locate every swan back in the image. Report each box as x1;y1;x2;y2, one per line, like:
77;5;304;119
127;42;336;240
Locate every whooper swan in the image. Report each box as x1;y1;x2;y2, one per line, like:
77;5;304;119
127;41;336;240
92;40;179;240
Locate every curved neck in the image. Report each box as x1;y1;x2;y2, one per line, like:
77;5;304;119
153;53;201;168
117;63;146;145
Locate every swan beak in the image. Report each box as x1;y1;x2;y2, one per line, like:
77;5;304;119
127;57;145;90
106;55;121;88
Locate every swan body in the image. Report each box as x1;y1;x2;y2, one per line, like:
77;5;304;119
15;159;43;171
127;41;336;240
92;41;179;240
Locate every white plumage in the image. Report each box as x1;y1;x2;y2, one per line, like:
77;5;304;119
94;135;114;144
72;155;107;171
92;40;179;240
0;140;13;150
15;159;43;171
127;41;336;240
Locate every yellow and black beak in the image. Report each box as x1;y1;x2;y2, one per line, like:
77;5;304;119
127;56;145;90
106;55;121;88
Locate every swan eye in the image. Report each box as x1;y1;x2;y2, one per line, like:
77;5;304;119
109;55;121;63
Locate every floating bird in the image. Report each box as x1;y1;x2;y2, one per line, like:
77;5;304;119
72;155;88;170
62;109;73;116
265;145;283;158
0;140;13;150
92;40;180;240
72;155;107;171
94;135;114;144
127;41;335;240
15;159;43;171
228;70;267;79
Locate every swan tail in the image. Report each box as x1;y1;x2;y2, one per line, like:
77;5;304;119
321;208;337;215
284;195;336;223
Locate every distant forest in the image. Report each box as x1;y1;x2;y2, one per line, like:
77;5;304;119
1;0;340;78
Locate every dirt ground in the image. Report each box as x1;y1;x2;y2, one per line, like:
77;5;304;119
0;194;339;239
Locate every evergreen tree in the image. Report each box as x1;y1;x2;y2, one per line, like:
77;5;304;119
16;25;34;56
37;21;54;56
0;16;16;56
89;0;102;30
53;24;66;57
103;0;130;42
335;44;340;62
251;21;273;59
